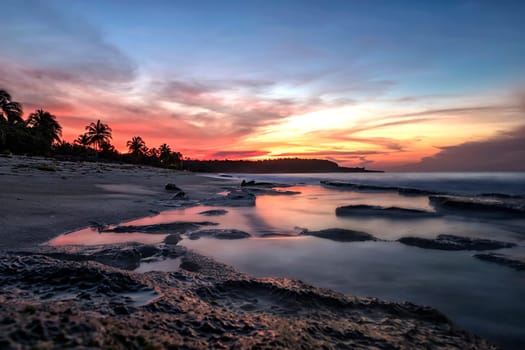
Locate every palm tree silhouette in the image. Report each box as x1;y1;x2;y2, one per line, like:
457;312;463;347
0;89;24;125
85;120;112;151
74;134;91;148
159;143;171;164
26;109;62;147
126;136;147;156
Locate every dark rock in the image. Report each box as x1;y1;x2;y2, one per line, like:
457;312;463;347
241;180;292;188
163;234;182;245
429;195;525;217
171;191;189;200
301;228;376;242
336;205;438;219
105;221;218;234
398;234;516;251
0;249;498;350
202;190;256;207
474;253;525;271
165;183;182;191
321;180;398;192
198;209;228;216
189;229;251;240
179;260;201;272
242;187;301;196
259;233;297;238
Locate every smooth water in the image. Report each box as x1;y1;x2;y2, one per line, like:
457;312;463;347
49;172;525;349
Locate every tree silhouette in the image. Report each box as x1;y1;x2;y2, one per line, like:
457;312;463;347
74;134;91;148
0;89;23;125
85;119;112;151
126;136;147;156
26;109;62;148
159;143;172;164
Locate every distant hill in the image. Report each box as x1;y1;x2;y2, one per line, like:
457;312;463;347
183;158;383;173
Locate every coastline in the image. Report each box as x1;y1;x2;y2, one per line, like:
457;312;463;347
0;155;230;250
0;155;500;349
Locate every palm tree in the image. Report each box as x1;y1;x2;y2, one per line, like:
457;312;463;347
126;136;147;156
26;109;62;147
0;89;24;125
159;143;171;164
85;119;112;151
74;133;91;148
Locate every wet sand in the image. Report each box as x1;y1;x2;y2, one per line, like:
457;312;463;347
0;155;229;250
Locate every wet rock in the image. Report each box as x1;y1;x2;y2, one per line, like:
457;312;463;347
202;190;256;207
321;180;398;192
165;183;182;191
301;228;377;242
259;233;297;238
171;191;189;200
105;221;218;234
474;253;525;271
398;234;516;251
179;260;201;272
189;229;251;240
198;209;228;216
241;180;292;188
163;234;182;245
0;248;497;350
320;181;443;197
336;205;438;219
429;195;525;217
242;187;301;196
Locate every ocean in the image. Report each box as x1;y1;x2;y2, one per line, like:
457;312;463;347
50;172;525;349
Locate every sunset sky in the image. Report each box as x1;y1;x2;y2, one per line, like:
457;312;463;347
1;0;524;170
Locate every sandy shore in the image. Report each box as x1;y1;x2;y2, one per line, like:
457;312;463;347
0;155;229;250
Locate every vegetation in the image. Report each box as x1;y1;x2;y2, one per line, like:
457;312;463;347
0;89;183;169
0;88;373;173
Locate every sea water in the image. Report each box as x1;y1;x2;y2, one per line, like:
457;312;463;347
49;172;525;349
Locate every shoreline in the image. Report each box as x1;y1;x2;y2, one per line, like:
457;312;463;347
0;155;230;251
0;155;501;349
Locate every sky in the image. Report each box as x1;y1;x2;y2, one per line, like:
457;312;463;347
1;0;524;171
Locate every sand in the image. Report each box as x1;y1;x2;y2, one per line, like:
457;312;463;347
0;155;229;250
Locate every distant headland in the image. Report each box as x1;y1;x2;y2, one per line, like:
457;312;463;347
183;158;383;173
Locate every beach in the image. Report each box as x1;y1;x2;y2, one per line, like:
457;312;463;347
0;155;229;250
1;155;521;349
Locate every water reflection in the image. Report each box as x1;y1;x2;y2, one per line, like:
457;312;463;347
48;183;525;348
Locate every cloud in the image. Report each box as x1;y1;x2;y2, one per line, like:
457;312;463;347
396;125;525;171
211;150;270;159
0;2;136;87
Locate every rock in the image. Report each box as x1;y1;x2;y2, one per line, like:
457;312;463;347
429;195;525;216
335;205;438;218
105;221;218;234
241;187;301;196
301;228;377;242
171;191;189;200
241;180;292;188
179;260;201;272
189;229;251;240
474;253;525;271
163;234;182;245
398;234;516;251
0;249;498;349
165;183;182;191
320;181;442;196
202;190;256;207
198;209;228;216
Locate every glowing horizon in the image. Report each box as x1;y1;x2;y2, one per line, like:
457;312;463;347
1;1;524;171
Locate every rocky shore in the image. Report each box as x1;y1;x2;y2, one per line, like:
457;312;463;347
0;155;505;349
0;243;497;349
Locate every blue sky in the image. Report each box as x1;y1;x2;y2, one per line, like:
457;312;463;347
1;0;525;169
